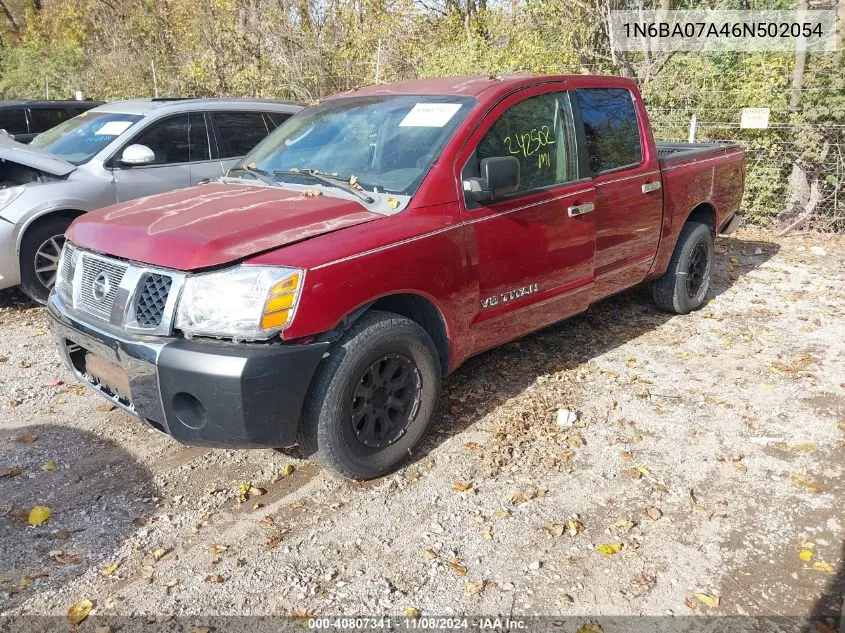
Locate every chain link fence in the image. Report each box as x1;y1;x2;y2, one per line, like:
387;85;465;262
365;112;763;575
648;108;844;232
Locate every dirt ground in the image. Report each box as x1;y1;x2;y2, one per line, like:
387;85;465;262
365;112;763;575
0;227;843;627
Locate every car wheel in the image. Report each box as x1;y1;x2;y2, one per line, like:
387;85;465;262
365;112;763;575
19;216;73;304
651;221;714;314
298;310;441;480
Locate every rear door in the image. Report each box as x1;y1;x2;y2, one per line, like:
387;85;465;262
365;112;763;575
112;113;215;201
457;86;597;353
209;111;272;172
573;87;663;296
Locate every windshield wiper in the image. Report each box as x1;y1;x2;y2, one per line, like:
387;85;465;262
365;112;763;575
227;166;280;188
275;169;375;204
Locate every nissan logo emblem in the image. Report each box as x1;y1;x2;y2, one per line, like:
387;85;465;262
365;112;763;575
92;271;111;302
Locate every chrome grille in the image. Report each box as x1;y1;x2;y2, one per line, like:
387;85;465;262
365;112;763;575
56;244;75;305
78;254;128;321
134;273;172;328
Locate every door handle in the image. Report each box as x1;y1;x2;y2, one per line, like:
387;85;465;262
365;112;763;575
567;202;595;218
642;181;662;193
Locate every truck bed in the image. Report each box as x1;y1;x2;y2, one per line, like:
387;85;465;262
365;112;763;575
656;142;741;165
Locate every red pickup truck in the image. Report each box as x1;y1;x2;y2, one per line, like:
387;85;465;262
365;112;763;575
48;75;745;479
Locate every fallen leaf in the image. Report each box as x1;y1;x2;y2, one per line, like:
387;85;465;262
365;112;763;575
100;562;120;576
209;544;229;555
815;620;838;633
493;509;511;519
302;188;321;197
0;466;23;478
694;593;720;608
28;505;52;526
403;607;421;618
644;506;662;521
133;515;152;527
204;574;225;583
248;486;265;498
597;543;623;555
567;519;585;534
448;558;468;576
237;483;251;503
41;460;57;471
453;480;473;493
545;523;564;537
482;526;493;541
387;196;399;210
151;548;168;561
684;597;698;610
799;549;814;562
576;625;604;633
791;475;824;494
464;579;485;595
52;553;80;565
67;599;93;624
17;433;38;444
813;561;834;574
274;464;296;481
422;549;437;560
619;451;634;461
732;460;748;474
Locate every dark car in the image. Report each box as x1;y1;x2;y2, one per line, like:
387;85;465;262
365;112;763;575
0;100;104;143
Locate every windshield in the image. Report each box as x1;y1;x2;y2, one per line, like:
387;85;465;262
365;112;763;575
240;95;476;195
30;111;143;165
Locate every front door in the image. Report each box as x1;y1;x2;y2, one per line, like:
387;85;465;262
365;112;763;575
113;113;214;202
457;88;597;354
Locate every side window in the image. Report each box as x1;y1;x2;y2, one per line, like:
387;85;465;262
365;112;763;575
472;92;578;194
212;112;269;158
0;108;28;135
265;112;292;129
129;114;209;165
29;108;72;133
574;88;642;175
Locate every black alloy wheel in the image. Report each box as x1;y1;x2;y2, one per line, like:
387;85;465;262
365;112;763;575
351;353;421;448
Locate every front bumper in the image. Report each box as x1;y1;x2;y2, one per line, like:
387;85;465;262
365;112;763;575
47;293;329;448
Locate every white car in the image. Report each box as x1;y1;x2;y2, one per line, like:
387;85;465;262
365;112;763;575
0;98;301;302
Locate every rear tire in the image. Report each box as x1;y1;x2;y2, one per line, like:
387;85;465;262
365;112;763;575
651;221;714;314
298;311;441;480
19;215;73;304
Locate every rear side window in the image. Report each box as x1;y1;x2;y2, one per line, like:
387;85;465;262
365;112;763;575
473;92;579;194
575;88;642;174
212;112;269;158
265;112;292;129
0;108;27;135
130;113;210;164
29;108;73;133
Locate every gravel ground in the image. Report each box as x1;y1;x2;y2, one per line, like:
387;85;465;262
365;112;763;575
0;228;843;626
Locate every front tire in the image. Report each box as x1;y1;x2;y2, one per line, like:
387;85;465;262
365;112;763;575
19;216;73;304
298;311;441;480
651;221;714;314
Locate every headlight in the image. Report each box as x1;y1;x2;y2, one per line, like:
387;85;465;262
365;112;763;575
175;265;303;340
0;186;24;212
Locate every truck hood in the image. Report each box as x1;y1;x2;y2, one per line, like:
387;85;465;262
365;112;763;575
67;183;382;270
0;135;76;177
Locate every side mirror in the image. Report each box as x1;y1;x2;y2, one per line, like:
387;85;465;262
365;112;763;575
464;156;520;203
119;144;155;166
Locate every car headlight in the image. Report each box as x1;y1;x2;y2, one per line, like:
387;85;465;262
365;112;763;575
0;186;24;212
175;265;304;340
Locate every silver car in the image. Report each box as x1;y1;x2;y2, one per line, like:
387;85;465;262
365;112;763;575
0;98;301;302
